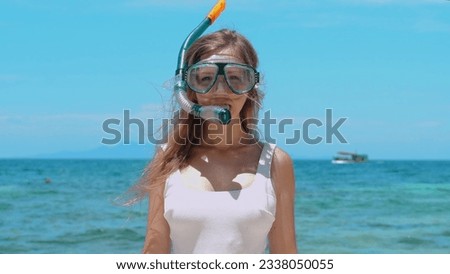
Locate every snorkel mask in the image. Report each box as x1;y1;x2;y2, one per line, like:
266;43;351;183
174;0;231;124
184;62;259;95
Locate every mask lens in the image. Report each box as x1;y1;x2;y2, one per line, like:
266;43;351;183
187;64;218;94
225;64;255;94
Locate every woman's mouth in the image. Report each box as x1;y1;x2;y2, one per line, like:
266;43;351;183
209;103;230;110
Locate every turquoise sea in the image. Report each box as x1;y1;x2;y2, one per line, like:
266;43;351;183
0;159;449;254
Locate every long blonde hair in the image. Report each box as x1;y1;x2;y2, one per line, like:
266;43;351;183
129;29;264;203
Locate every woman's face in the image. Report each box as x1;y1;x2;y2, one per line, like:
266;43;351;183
192;50;250;121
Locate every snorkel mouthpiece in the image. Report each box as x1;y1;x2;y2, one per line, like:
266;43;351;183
192;104;231;124
174;0;230;124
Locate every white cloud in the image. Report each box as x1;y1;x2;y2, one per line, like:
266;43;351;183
0;103;170;137
0;74;23;83
122;0;314;10
415;18;450;32
0;103;171;157
124;0;209;8
0;113;106;133
415;120;443;128
336;0;446;5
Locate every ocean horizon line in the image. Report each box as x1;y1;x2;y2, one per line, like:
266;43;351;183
1;157;449;161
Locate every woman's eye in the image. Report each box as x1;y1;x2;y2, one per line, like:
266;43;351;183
228;75;242;82
199;75;213;82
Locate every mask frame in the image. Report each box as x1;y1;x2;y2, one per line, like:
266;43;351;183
184;62;259;95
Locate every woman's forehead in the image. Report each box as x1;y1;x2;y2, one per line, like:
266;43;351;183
199;48;243;63
199;54;242;63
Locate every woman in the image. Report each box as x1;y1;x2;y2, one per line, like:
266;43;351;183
138;29;297;253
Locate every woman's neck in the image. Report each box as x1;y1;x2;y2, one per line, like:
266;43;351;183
200;119;250;149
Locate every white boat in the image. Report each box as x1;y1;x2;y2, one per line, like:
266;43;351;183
332;151;368;164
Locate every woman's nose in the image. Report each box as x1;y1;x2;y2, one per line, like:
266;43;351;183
211;76;229;94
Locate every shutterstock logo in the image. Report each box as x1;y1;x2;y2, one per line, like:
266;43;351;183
260;109;348;145
101;109;348;145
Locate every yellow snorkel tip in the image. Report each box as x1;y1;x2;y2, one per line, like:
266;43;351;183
207;0;226;23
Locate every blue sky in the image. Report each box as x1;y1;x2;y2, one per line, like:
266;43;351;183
1;0;449;159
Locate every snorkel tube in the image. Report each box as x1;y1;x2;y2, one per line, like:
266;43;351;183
174;0;231;124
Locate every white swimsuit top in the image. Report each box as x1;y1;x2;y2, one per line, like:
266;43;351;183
163;143;277;254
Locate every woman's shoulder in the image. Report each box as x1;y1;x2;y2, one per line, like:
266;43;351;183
272;146;293;167
269;145;295;190
255;142;293;169
259;142;293;167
